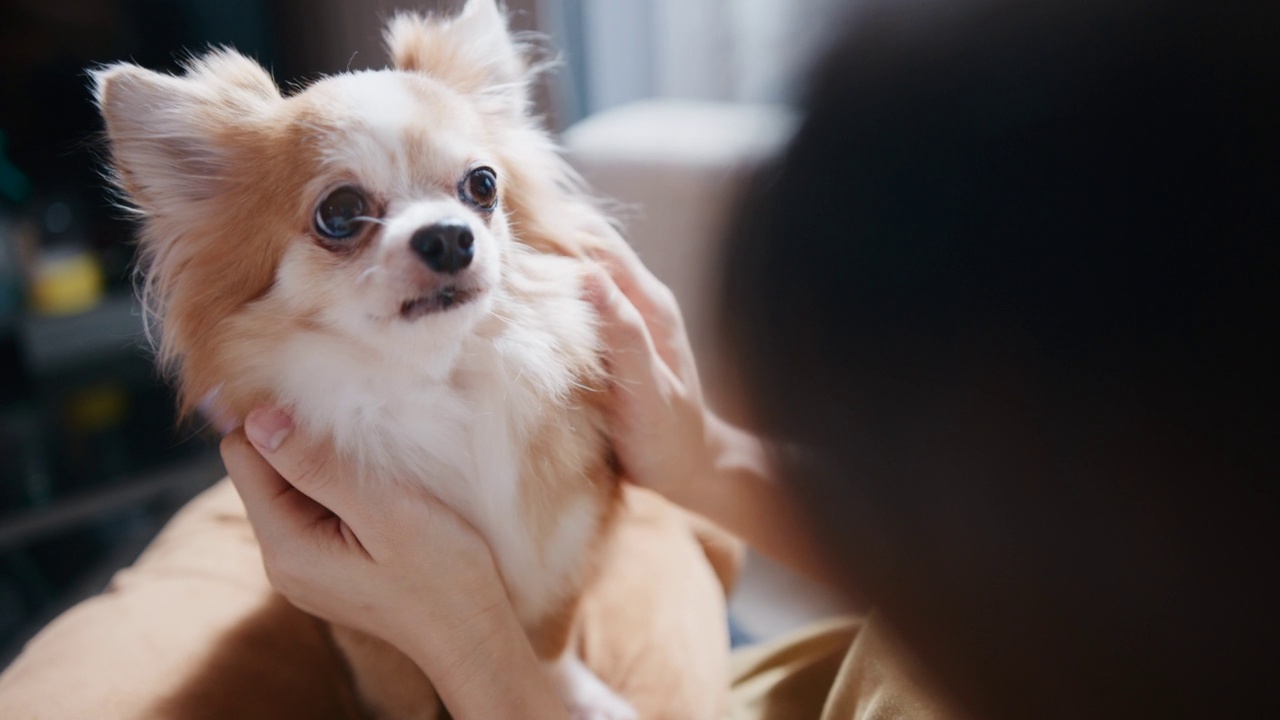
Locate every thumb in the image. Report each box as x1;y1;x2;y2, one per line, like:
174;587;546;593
220;429;330;548
243;406;358;525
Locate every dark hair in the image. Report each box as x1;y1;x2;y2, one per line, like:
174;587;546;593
721;1;1277;718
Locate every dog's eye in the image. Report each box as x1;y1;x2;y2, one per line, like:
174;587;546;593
461;166;498;210
315;186;367;239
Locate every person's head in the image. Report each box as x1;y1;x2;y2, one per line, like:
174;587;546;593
721;1;1276;717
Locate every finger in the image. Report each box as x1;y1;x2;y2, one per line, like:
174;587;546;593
587;246;691;376
589;242;683;334
220;430;332;546
584;270;676;398
242;406;362;526
585;268;689;388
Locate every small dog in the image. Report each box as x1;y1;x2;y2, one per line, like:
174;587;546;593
94;1;637;718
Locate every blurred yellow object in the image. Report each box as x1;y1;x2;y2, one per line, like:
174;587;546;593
65;382;129;433
29;248;104;316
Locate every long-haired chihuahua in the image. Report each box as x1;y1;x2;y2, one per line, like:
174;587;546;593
94;1;637;717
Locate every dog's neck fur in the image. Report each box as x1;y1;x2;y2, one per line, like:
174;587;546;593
252;248;608;626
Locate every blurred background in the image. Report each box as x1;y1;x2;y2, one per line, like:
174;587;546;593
0;0;847;666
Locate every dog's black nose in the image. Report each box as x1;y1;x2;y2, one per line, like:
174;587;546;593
410;220;474;274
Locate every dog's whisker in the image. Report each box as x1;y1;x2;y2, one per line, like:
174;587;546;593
488;310;516;325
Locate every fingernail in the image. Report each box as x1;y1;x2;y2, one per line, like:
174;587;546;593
245;406;293;452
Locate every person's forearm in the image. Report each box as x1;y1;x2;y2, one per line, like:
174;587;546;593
401;599;567;720
672;414;833;582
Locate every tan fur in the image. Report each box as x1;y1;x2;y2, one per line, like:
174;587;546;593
518;385;620;661
384;6;529;108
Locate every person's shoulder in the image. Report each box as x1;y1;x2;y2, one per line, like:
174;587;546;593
825;613;966;720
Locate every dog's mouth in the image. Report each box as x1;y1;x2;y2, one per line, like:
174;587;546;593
399;285;482;321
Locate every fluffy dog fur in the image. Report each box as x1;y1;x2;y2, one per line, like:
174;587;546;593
93;1;639;717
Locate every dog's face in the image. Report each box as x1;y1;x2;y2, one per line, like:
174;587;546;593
274;69;509;336
94;0;542;414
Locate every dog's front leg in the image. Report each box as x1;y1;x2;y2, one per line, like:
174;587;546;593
530;608;637;720
546;651;638;720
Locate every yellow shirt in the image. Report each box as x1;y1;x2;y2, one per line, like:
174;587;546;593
726;616;960;720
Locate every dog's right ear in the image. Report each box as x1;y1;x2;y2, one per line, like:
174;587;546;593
385;0;531;116
92;50;280;216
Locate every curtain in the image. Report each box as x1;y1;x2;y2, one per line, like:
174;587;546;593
554;0;847;120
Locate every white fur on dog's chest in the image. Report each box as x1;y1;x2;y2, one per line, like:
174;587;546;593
274;303;598;625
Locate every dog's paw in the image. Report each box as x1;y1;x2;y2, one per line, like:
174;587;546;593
548;654;638;720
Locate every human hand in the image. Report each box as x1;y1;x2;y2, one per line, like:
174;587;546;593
219;407;511;670
584;243;716;505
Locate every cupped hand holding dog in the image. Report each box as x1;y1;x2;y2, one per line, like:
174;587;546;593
587;243;830;580
220;410;568;719
583;243;714;503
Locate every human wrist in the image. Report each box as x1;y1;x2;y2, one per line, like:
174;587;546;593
403;595;566;719
665;411;741;510
398;577;509;672
686;412;773;517
706;412;766;478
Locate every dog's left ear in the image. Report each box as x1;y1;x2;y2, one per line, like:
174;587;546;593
385;0;529;115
